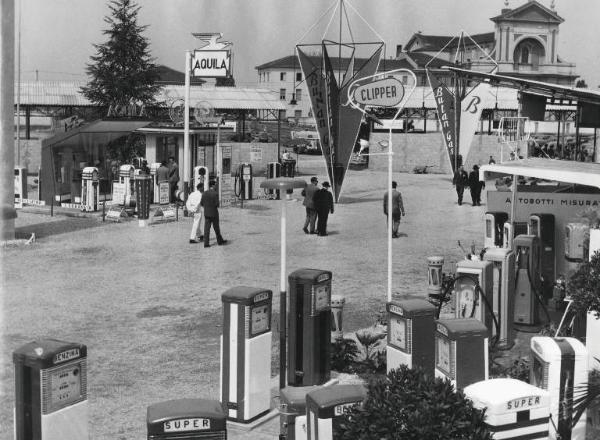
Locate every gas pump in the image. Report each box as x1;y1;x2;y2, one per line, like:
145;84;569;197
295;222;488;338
119;164;135;206
530;336;588;440
193;166;210;192
220;286;272;423
386;296;436;374
483;247;516;349
503;221;528;250
464;378;550;440
484;212;508;248
454;260;494;335
149;163;161;203
565;222;589;263
234;163;253;200
81;167;99;212
288;269;332;387
528;214;555;299
305;384;367;440
434;318;489;390
14;339;88;440
14;166;28;203
513;235;542;325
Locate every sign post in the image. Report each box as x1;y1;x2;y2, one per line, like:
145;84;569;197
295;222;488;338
348;69;416;302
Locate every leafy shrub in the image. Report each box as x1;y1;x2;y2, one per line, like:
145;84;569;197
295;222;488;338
331;332;387;377
568;251;600;316
331;338;360;372
335;365;493;440
490;357;530;382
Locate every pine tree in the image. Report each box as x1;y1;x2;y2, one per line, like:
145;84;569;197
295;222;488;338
81;0;160;111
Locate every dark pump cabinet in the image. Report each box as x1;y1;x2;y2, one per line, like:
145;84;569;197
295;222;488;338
288;268;332;386
147;398;227;439
528;214;555;299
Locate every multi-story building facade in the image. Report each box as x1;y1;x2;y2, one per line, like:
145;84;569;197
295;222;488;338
255;0;577;124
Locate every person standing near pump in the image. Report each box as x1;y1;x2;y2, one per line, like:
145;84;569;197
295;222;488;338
452;165;469;206
302;176;319;234
156;160;169;184
314;181;334;236
383;181;405;238
167;156;179;203
468;165;485;206
201;180;227;247
186;183;204;244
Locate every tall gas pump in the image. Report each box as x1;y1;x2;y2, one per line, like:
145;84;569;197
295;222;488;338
149;163;161;203
14;166;28;203
503;221;528;250
483;247;516;349
514;235;542;325
484;212;508;248
454;260;494;335
528;214;555;299
288;269;332;387
14;339;88;440
234;163;253;200
81;167;99;212
193;166;210;192
220;286;272;423
119;164;135;206
565;222;589;263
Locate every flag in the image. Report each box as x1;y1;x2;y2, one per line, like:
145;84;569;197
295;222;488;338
427;69;457;172
459;80;491;162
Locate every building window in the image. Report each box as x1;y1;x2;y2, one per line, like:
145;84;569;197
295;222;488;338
280;89;286;100
295;110;302;118
280;72;286;81
296;72;302;82
295;88;302;101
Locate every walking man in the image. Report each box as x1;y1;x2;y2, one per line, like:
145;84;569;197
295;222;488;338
452;165;469;205
302;176;319;234
186;183;204;244
468;165;485;206
201;180;227;248
314;181;334;236
167;156;179;202
383;181;405;238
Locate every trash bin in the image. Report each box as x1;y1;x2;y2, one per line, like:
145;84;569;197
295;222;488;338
135;175;152;224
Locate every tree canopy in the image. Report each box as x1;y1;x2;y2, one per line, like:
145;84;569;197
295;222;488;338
81;0;161;110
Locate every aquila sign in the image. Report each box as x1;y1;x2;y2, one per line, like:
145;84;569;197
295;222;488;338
191;50;230;78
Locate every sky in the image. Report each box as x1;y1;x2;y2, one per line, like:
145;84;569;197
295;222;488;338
16;0;600;88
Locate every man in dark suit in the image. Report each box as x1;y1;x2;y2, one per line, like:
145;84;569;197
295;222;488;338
313;181;334;236
200;181;227;247
301;176;319;234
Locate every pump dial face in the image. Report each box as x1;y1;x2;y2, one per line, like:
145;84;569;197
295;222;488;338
313;284;330;312
456;278;477;319
48;365;82;411
436;336;451;374
389;316;407;351
250;304;270;335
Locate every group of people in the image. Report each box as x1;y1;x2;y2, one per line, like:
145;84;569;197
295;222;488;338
186;180;227;248
452;164;485;206
301;177;334;236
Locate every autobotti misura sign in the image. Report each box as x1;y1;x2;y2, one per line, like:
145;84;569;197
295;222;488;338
191;50;231;77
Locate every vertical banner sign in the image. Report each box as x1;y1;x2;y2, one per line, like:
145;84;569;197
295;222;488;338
427;69;457;172
322;46;340;192
459;80;491;163
336;47;382;201
297;48;332;176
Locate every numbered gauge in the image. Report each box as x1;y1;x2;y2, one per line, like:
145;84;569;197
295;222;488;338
250;304;270;336
313;284;330;312
436;336;451;375
456;277;478;319
389;316;407;351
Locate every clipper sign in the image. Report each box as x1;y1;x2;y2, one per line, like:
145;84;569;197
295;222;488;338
349;77;405;107
191;50;230;77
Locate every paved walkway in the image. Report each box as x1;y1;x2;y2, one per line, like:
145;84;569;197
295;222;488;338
2;167;487;439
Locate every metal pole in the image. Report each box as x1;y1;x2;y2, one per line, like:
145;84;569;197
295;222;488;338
184;50;191;194
217;123;222;203
387;128;393;302
279;196;287;389
16;0;21;166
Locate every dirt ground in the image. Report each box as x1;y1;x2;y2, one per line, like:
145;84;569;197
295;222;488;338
0;163;500;439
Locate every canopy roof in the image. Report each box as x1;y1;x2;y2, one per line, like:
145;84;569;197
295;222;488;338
480;158;600;189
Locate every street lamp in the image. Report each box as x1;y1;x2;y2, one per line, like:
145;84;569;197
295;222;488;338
259;177;307;389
